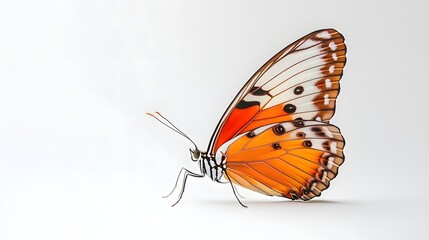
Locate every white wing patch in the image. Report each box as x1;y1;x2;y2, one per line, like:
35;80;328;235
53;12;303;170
316;31;332;39
325;78;332;88
324;94;330;105
240;29;345;118
329;41;337;50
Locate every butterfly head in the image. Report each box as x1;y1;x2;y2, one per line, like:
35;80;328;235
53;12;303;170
189;148;201;161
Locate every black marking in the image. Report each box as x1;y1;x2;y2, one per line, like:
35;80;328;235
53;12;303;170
303;140;312;148
221;155;226;161
250;86;271;96
296;132;306;138
272;142;281;150
309;179;318;190
290;190;299;200
311;127;322;132
272;124;286;135
294;86;304;95
316;170;331;187
283;104;296;113
250;86;258;92
312;127;326;137
236;100;259;109
293;118;304;127
321;155;334;168
322;141;331;151
321;156;329;167
246;131;256;138
316;131;326;137
302;188;309;195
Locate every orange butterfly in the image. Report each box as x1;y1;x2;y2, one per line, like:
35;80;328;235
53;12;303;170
148;29;346;207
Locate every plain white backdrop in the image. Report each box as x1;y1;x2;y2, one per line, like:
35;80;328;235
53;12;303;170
1;0;428;239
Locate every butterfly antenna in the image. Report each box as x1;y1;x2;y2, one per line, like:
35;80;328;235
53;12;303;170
146;112;198;149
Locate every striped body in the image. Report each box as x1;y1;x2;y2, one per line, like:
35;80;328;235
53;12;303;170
201;153;225;181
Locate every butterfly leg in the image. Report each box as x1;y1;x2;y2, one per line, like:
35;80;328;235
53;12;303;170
224;172;247;208
218;180;245;199
163;167;204;207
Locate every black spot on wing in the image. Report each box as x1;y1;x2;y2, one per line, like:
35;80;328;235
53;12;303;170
272;142;281;150
294;86;304;95
236;100;259;109
246;131;256;138
303;140;312;148
322;141;331;151
311;127;322;132
283;104;296;113
250;86;271;96
293;118;304;127
272;124;286;135
296;132;306;138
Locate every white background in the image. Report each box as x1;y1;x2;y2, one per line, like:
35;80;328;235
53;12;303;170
1;0;428;239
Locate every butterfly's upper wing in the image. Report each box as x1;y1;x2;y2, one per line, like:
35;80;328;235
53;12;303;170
207;29;346;155
223;120;345;200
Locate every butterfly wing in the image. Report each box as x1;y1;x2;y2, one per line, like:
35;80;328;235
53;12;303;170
207;29;346;155
223;120;345;200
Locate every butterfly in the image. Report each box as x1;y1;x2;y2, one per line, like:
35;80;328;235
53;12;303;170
148;29;346;207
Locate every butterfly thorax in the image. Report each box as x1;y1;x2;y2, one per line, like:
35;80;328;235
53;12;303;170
200;152;226;182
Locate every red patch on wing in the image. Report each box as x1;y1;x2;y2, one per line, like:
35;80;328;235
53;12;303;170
214;105;259;152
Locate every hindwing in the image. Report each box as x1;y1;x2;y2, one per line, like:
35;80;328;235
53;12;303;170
223;120;345;200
